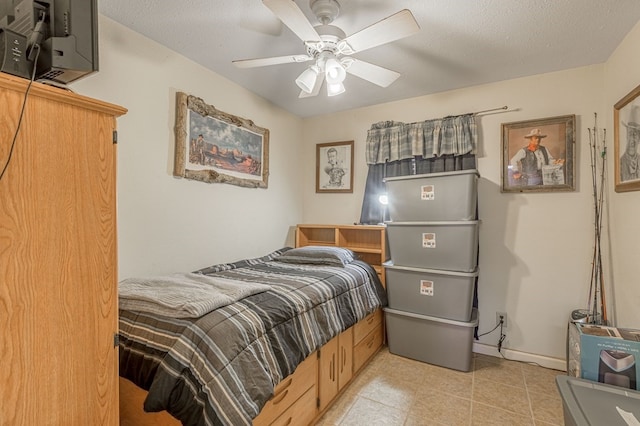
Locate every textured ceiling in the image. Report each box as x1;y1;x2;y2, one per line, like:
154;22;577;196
99;0;640;118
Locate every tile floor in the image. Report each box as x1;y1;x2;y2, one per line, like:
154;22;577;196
316;347;566;425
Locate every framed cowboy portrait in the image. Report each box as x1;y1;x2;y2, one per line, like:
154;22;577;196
316;140;354;193
614;83;640;193
501;115;576;193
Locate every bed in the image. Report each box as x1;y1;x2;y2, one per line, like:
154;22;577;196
118;247;387;426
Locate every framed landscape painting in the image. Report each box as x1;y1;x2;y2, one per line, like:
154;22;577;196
174;92;269;188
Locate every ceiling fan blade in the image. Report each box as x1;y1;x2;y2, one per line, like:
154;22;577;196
299;73;324;98
345;59;400;87
342;9;420;53
233;54;313;68
262;0;321;42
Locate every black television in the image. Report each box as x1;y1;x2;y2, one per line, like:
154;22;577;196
0;0;98;84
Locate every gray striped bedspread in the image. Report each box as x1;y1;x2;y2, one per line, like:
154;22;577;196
118;248;387;426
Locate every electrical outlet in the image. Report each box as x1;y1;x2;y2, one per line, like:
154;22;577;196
496;312;507;328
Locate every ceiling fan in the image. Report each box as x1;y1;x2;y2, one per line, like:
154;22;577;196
232;0;420;98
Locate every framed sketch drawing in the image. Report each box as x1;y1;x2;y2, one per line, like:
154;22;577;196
173;92;269;188
316;141;354;193
501;115;575;193
614;83;640;192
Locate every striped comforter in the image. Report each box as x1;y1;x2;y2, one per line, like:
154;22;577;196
118;248;387;426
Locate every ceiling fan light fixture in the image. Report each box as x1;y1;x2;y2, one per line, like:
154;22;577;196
325;58;346;84
295;65;320;93
327;81;345;97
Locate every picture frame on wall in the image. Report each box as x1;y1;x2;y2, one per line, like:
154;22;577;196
173;91;269;188
316;140;354;193
501;115;576;193
614;83;640;193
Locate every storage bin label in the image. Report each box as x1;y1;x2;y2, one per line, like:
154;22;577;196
421;185;435;200
422;233;436;248
420;280;434;296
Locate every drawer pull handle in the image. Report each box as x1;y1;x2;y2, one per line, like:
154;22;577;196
366;315;374;325
282;417;293;426
271;389;289;405
366;336;375;349
331;353;336;382
277;377;293;392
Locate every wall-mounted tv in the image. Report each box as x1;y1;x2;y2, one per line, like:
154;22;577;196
0;0;98;84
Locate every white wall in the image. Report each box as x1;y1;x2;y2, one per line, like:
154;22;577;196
302;65;608;366
68;14;640;366
72;16;304;278
604;20;640;328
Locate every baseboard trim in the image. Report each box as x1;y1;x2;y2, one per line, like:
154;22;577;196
473;342;566;371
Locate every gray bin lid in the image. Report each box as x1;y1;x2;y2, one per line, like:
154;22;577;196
383;169;479;182
556;375;640;425
383;261;478;277
384;307;478;327
385;220;479;226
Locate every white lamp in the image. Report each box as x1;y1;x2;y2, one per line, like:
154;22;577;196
378;193;388;225
327;82;345;96
295;65;320;94
325;57;346;84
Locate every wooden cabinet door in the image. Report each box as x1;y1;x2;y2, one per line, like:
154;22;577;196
318;335;339;412
0;75;125;425
337;327;353;391
318;327;354;411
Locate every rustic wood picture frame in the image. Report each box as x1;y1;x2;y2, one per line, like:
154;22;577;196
174;92;269;188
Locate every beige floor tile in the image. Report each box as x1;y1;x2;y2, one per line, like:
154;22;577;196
528;390;564;425
534;421;564;426
421;365;474;400
383;353;432;385
473;356;526;387
471;401;534;425
403;415;449;426
356;373;418;412
316;348;570;426
339;396;407;426
522;364;564;396
472;378;532;417
409;389;471;426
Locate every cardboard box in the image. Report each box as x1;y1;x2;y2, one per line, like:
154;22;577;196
577;323;640;391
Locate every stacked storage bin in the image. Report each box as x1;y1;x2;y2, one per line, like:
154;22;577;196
383;169;479;372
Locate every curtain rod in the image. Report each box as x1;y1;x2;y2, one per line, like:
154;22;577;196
404;105;511;125
473;105;509;115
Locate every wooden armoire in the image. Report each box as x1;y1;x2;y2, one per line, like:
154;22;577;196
0;73;127;425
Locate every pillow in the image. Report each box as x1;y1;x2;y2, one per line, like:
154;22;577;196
274;246;356;267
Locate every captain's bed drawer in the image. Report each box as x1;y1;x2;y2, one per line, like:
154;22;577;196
353;309;382;344
353;323;383;373
253;352;318;426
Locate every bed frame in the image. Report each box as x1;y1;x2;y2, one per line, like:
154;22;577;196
119;309;383;425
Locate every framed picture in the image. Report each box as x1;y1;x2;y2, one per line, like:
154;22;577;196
501;115;575;193
614;83;640;192
316;141;354;193
173;92;269;188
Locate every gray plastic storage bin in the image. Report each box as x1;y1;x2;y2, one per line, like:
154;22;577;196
386;221;479;272
556;375;640;426
385;262;477;321
384;170;479;221
384;307;478;372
